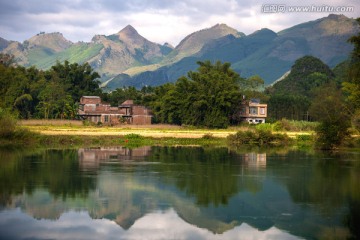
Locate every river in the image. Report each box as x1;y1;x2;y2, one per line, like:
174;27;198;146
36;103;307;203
0;146;359;239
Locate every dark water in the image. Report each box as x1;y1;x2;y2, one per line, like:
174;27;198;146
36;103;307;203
0;146;359;240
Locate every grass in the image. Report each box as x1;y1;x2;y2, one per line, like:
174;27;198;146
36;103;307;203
11;119;322;149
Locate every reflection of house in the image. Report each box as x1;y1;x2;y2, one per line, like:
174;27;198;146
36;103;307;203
239;98;267;124
78;96;152;125
78;146;151;170
244;153;267;168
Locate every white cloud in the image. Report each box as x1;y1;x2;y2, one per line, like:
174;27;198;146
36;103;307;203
0;208;303;240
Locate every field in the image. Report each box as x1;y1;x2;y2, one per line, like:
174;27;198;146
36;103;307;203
20;120;313;139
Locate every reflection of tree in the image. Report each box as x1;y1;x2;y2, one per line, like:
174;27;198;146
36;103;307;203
284;152;360;210
276;151;360;238
148;147;243;206
344;198;360;240
0;149;96;205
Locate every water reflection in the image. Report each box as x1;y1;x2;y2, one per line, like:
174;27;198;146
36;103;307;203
0;147;359;239
78;146;152;171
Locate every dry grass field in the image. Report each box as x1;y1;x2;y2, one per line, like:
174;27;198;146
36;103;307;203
20;120;313;139
20;120;239;138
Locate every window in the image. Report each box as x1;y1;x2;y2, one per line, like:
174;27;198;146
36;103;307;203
260;107;266;115
104;115;109;122
249;107;258;115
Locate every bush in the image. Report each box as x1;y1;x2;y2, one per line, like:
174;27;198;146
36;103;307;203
227;128;290;146
255;123;272;132
273;119;318;132
123;133;144;140
315;120;350;150
202;133;215;139
0;108;17;138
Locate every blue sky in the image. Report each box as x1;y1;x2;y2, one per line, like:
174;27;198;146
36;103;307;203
0;0;358;46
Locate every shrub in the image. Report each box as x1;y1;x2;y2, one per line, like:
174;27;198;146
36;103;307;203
227;128;290;146
315;120;350;150
0;108;17;138
124;133;144;140
255;123;272;132
273;119;318;132
202;133;215;139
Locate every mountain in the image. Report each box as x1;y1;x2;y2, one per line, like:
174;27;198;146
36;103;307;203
0;37;9;51
170;23;244;61
1;25;172;79
1;14;358;88
268;55;335;96
1;32;73;66
106;14;358;89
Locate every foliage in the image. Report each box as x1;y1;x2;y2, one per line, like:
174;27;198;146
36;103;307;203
150;61;243;128
266;56;336;121
343;18;360;127
0;59;101;119
309;83;351;149
0;108;17;138
272;119;318;132
227;128;290;146
267;94;311;120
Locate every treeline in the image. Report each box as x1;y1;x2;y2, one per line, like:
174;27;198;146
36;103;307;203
0;56;101;119
0;54;353;126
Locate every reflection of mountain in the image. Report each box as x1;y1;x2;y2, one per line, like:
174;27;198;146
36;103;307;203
0;147;358;239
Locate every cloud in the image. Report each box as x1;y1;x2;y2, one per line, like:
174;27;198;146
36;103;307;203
0;0;358;45
0;208;302;240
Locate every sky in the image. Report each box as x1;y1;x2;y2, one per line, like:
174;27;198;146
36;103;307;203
0;0;359;47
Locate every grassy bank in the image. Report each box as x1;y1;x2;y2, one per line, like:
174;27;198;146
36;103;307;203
1;119;318;149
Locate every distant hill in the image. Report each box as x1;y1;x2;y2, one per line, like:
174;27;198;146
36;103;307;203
268;55;335;96
1;14;358;89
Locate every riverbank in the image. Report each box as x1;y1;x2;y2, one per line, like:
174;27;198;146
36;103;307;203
20;120;312;139
0;120;315;149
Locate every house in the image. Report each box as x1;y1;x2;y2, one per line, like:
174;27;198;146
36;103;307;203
239;98;267;124
78;96;152;125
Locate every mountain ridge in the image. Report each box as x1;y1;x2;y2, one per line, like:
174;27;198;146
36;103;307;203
0;14;358;88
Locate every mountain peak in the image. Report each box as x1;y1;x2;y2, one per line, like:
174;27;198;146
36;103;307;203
26;32;72;52
175;23;241;56
119;25;138;36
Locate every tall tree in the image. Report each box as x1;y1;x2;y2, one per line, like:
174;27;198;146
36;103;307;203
153;61;243;128
49;61;101;101
309;83;350;149
343;18;360;111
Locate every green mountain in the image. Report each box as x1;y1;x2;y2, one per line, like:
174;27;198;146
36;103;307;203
1;14;358;88
1;25;172;80
107;14;358;89
268;55;335;96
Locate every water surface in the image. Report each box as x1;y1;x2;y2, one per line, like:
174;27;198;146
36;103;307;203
0;146;359;239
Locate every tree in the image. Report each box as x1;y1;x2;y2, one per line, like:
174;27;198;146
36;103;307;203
309;83;350;149
154;61;243;128
343;18;360;111
49;61;101;101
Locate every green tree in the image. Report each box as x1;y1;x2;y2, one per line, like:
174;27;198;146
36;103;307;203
309;83;350;149
37;81;72;119
155;61;243;128
49;61;101;101
343;18;360;130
